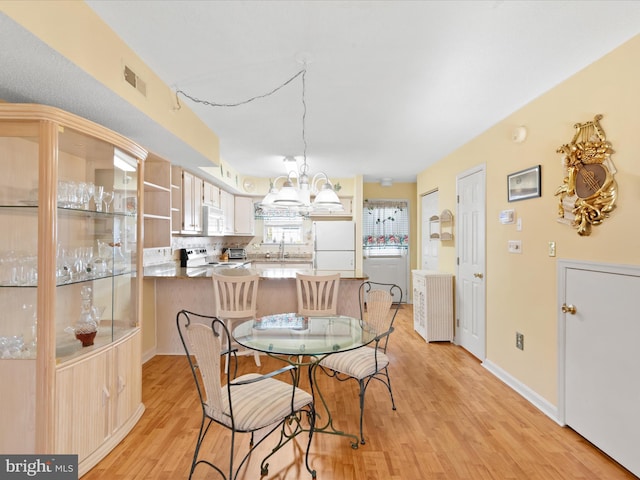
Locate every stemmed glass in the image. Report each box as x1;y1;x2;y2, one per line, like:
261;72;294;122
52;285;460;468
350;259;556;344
103;191;114;213
93;185;104;212
85;183;96;210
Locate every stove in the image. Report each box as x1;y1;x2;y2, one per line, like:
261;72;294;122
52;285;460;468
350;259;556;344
180;248;209;268
180;248;248;269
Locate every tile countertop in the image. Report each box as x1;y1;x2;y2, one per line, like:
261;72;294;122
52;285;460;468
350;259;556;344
143;263;367;280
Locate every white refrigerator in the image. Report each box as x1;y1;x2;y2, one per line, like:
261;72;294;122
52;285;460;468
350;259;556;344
313;221;356;273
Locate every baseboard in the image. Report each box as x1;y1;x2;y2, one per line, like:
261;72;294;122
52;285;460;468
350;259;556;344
142;347;156;364
482;359;562;426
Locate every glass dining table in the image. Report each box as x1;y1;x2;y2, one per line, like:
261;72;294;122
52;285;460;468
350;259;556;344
233;312;378;450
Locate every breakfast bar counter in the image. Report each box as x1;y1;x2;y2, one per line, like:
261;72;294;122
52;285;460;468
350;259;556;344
143;264;368;356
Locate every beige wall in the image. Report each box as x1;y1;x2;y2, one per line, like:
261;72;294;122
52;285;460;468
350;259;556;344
417;34;640;405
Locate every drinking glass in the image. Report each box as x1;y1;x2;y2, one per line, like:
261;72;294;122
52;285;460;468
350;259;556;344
103;191;114;213
78;182;90;210
93;185;104;212
86;183;96;210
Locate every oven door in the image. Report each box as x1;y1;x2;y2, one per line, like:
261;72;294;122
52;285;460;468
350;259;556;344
203;205;224;236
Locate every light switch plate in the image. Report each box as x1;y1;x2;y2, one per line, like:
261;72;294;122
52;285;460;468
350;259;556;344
508;240;522;253
499;209;515;224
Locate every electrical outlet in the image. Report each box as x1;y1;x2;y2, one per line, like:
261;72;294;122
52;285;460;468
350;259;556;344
516;332;524;350
548;241;556;257
508;240;522;253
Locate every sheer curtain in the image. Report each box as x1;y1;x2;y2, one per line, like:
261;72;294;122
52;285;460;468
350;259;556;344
362;200;409;255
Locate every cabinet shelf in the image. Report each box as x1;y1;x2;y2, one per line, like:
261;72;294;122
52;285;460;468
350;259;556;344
428;210;454;242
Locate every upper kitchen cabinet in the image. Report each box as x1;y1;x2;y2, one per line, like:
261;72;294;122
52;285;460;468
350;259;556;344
220;188;234;235
143;154;171;248
181;169;203;234
0;104;145;472
310;196;353;218
203;180;220;208
234;196;256;235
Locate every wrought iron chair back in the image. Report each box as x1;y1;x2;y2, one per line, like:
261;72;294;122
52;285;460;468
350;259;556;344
319;281;402;444
176;309;315;479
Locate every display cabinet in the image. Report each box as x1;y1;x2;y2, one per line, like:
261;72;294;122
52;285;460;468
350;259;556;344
0;104;145;474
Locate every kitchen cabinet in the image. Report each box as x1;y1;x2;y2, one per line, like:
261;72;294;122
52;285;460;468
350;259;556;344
0;104;144;470
143;154;171;249
234;196;255;235
203;181;220;208
220;189;234;235
310;197;352;218
182;170;203;233
55;330;142;475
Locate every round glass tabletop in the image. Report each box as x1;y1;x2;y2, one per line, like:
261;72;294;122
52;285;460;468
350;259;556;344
233;313;378;356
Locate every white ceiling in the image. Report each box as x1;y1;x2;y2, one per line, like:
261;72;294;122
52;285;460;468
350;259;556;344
3;1;640;185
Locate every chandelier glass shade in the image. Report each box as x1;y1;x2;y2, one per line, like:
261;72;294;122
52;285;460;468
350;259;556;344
262;165;343;213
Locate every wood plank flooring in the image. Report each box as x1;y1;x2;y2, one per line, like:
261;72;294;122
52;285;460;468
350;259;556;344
83;305;637;479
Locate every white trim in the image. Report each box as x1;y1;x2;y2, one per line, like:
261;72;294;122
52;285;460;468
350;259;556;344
483;359;561;425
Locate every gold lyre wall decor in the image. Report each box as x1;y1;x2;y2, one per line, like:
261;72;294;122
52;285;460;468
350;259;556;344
554;114;618;236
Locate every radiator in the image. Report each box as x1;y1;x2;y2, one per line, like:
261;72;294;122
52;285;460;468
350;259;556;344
412;270;454;342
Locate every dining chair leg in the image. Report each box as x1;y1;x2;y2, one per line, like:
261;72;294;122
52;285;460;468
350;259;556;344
358;380;367;445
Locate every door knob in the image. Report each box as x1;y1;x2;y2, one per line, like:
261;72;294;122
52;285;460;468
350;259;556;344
473;273;484;278
561;303;577;315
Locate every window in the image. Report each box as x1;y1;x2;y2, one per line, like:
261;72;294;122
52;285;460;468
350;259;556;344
363;200;409;255
263;218;304;244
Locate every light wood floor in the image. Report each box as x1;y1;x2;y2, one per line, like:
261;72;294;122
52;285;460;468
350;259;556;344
84;305;636;479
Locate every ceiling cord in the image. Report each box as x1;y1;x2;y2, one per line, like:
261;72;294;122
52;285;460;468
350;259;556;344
175;68;309;164
175;69;305;108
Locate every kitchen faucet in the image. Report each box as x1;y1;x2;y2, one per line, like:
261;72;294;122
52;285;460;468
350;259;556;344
279;234;285;260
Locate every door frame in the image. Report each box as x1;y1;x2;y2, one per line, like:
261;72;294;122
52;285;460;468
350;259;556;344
557;258;640;425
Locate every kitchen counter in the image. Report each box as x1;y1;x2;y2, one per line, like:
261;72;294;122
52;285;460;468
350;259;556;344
144;263;367;280
143;263;368;356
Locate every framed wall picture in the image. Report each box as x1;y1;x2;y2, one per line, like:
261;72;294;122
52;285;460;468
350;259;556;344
507;165;541;202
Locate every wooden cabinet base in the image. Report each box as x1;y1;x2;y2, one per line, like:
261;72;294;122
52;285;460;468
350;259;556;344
79;403;145;477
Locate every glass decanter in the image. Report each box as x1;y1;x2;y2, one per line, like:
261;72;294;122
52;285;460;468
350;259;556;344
74;286;98;347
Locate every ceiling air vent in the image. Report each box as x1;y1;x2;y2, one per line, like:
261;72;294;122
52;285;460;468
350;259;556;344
123;65;147;97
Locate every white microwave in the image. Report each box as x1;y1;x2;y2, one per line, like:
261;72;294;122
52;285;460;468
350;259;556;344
202;205;224;236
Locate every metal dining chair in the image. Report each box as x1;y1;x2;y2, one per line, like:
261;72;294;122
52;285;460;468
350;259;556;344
319;281;402;444
176;310;315;480
295;272;340;316
212;269;262;370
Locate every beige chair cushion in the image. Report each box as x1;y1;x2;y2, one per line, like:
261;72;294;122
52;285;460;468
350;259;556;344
320;347;389;380
206;373;313;431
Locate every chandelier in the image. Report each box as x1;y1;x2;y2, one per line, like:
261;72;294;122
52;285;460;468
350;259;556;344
261;156;343;213
176;64;343;213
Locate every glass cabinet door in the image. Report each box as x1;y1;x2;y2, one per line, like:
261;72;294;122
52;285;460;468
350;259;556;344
55;128;139;362
0;120;140;364
0;121;39;360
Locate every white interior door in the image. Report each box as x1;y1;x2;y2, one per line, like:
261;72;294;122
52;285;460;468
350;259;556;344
456;166;486;360
560;261;640;477
421;190;439;271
